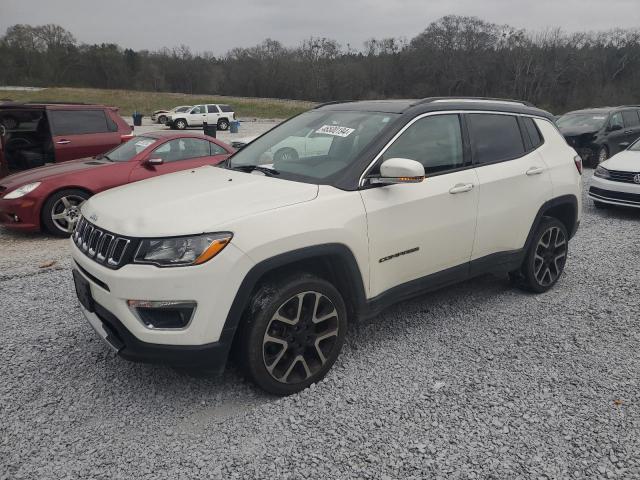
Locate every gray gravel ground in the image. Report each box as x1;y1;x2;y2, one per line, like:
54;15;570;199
1;170;639;479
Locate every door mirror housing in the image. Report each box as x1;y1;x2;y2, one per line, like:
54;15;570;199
369;158;425;185
146;157;164;166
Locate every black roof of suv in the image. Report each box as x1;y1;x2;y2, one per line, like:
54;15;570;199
316;97;553;120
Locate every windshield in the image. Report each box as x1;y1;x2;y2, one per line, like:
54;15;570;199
557;114;607;131
229;110;399;182
104;136;157;161
175;106;190;113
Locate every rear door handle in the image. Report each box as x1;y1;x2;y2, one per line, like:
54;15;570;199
56;140;71;145
526;166;545;176
449;183;474;194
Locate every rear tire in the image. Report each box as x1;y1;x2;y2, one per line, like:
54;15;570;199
217;119;230;131
517;217;569;293
42;189;91;237
238;274;347;396
175;119;187;130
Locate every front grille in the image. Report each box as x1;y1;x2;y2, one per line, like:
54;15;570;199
589;186;640;206
607;170;640;184
73;216;133;269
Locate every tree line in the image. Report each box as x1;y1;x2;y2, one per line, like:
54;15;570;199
1;16;640;113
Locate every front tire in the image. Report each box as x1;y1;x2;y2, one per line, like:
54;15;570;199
518;217;568;293
595;146;608;167
42;189;91;237
239;274;347;396
158;115;168;125
175;119;187;130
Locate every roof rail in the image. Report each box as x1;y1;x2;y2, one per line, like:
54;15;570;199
313;100;353;109
412;97;535;108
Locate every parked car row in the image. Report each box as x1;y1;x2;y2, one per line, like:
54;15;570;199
150;103;237;131
1;97;637;396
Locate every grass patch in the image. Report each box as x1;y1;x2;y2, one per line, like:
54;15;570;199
2;87;316;119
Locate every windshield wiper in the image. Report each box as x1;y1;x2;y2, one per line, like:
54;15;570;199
231;164;280;176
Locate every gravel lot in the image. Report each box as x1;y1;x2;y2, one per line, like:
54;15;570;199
1;171;639;479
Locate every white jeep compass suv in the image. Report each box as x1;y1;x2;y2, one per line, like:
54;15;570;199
71;98;582;395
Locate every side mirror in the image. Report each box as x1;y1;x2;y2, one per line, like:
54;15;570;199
369;158;425;185
608;124;623;132
146;157;164;166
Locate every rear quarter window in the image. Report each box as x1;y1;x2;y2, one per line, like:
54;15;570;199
522;117;544;150
467;113;525;164
50;110;111;135
622;111;640;127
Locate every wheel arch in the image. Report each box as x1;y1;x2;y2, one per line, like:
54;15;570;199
223;243;367;352
524;194;579;252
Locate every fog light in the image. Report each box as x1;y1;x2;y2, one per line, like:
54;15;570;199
127;300;196;329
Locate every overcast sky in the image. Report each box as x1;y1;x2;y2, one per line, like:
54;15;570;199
2;0;639;54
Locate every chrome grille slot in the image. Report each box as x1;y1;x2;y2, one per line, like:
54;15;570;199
96;234;114;261
73;216;133;269
108;238;130;266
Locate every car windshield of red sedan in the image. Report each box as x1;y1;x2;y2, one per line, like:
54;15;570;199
104;136;157;161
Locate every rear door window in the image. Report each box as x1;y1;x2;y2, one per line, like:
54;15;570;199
622;111;640;127
467;113;525;164
50;110;111;135
207;105;220;113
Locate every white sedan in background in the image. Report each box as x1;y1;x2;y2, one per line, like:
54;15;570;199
589;139;640;208
151;106;192;124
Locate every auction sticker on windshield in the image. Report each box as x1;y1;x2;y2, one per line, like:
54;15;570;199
316;125;355;137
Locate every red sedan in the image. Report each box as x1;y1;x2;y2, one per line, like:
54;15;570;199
0;131;233;236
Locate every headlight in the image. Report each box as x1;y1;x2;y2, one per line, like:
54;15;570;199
3;182;41;199
134;232;232;267
594;166;610;179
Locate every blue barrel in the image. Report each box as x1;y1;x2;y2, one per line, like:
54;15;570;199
230;120;240;134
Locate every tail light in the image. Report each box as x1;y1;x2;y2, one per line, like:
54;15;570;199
120;134;134;143
573;155;583;175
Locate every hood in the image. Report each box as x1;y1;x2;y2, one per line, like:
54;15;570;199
601;150;640;172
82;166;319;237
561;129;598;148
0;158;112;190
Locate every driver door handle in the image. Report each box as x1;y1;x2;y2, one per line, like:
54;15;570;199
56;140;71;145
449;183;474;194
526;166;545;176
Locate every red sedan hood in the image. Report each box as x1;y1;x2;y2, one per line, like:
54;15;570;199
0;158;113;189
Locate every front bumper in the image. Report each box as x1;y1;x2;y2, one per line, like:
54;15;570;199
78;299;234;369
71;238;254;366
588;175;640;208
0;195;40;231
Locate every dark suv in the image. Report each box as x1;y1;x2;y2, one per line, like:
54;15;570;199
557;106;640;166
0;103;133;179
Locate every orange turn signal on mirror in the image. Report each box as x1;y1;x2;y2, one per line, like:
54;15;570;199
193;237;232;265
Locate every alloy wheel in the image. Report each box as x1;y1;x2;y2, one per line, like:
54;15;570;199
533;226;567;287
262;291;340;384
50;195;86;234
